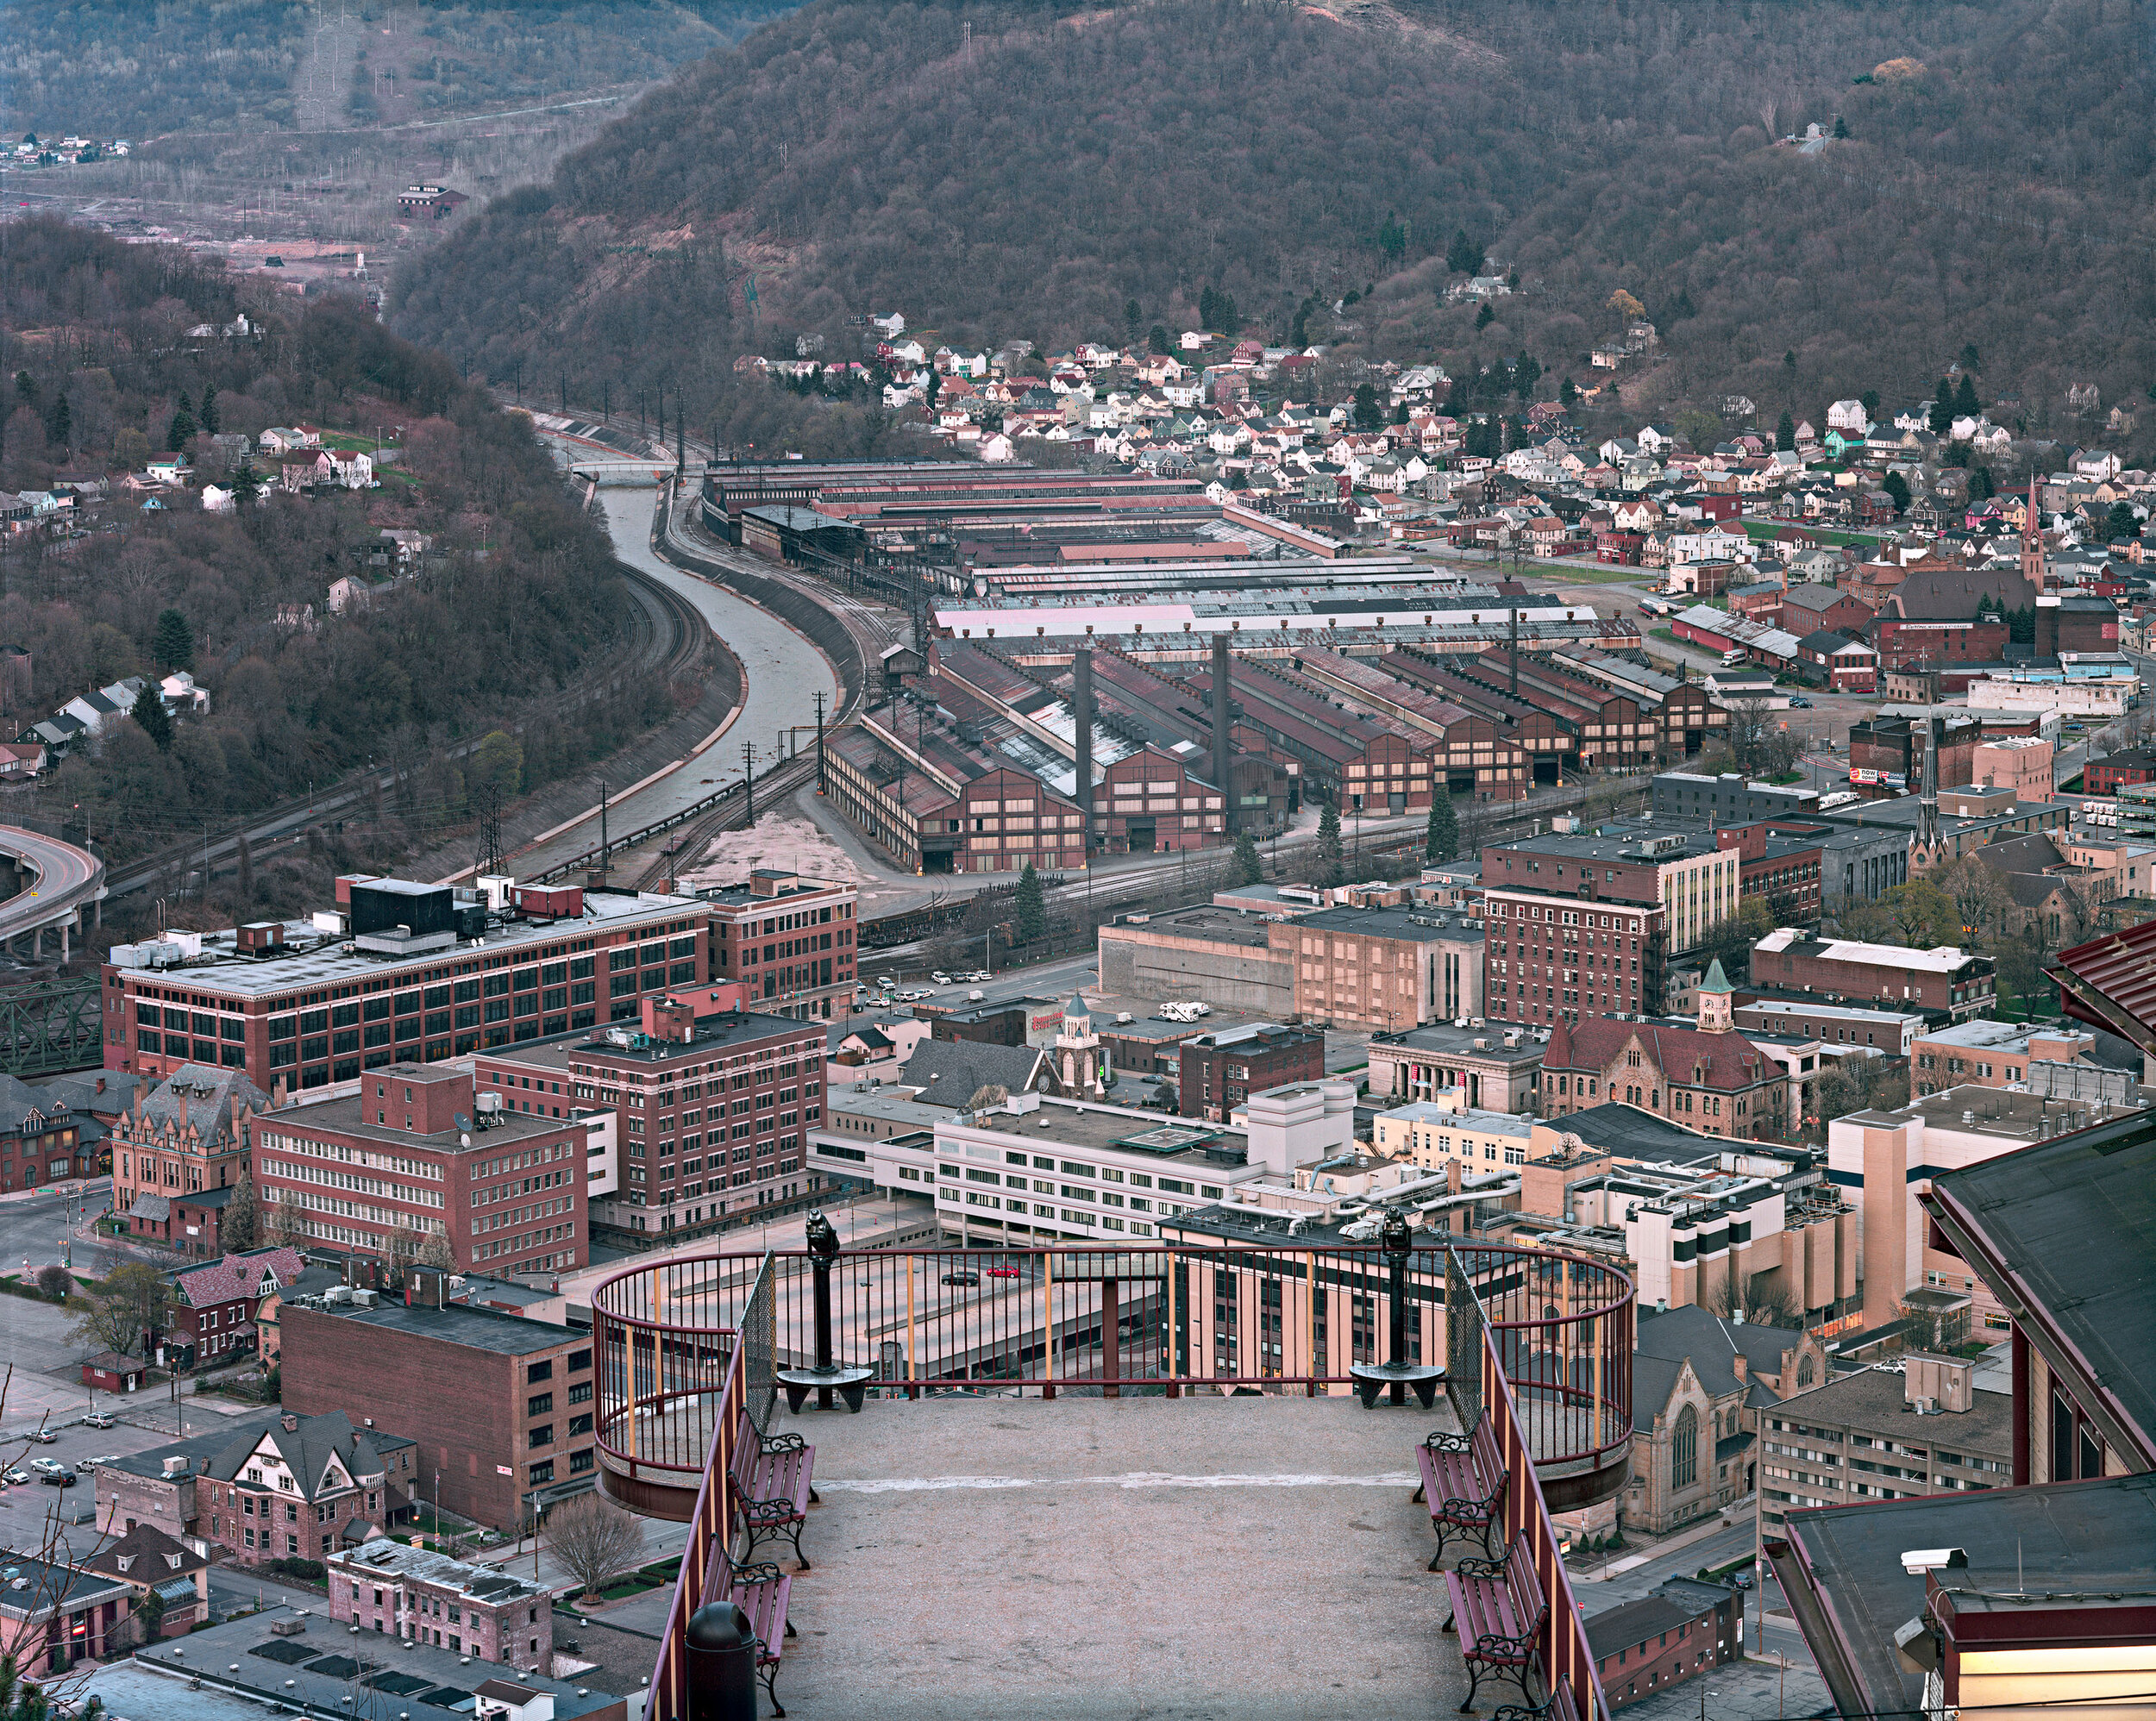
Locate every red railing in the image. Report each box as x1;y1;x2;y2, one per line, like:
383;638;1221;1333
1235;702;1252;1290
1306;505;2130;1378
599;1239;1630;1718
1455;1254;1614;1719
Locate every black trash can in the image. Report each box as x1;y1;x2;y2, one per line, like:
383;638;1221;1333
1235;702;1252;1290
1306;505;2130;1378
685;1600;758;1721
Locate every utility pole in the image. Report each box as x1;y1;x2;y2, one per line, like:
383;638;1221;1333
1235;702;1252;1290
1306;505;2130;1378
743;742;757;827
813;691;826;791
598;780;610;877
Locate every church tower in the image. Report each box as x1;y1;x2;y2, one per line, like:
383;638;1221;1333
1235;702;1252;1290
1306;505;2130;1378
1055;992;1110;1099
1696;958;1733;1034
2020;475;2048;591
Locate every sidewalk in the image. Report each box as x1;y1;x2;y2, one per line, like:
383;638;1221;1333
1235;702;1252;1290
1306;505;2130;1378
1571;1499;1755;1583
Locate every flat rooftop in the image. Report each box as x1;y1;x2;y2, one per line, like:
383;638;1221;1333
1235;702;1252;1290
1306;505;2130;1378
126;1607;623;1719
1104;904;1275;948
747;1392;1472;1718
957;1099;1250;1166
492;1009;816;1070
292;1297;580;1357
108;888;700;998
1294;906;1483;945
1843;1084;2137;1141
1369;1021;1545;1067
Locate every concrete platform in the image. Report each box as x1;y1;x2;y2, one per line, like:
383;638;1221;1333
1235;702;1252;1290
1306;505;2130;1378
761;1391;1481;1718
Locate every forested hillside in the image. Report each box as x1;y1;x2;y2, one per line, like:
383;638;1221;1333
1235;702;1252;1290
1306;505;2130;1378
0;219;664;916
389;0;2156;441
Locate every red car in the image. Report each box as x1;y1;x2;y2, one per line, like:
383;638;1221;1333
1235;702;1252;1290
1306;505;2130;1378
985;1265;1021;1278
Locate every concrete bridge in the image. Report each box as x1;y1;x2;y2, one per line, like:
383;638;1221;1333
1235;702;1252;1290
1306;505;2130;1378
0;827;105;964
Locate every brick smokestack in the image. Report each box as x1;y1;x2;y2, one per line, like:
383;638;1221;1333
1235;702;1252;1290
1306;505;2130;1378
1211;632;1236;837
1073;645;1094;856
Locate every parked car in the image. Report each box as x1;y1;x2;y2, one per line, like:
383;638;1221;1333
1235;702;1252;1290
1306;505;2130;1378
874;975;899;991
28;1458;66;1477
931;971;953;986
74;1455;118;1474
1789;695;1812;708
985;1266;1021;1279
38;1471;75;1487
82;1411;116;1430
27;1429;55;1444
0;1468;29;1486
965;970;992;983
939;1272;980;1287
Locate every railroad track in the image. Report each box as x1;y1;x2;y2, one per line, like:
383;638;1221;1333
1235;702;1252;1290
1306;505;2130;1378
103;554;704;900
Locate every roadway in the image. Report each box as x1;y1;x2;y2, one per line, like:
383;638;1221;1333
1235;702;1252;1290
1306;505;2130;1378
0;828;105;961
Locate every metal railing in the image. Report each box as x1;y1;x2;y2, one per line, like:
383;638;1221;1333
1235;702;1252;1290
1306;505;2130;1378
631;1253;773;1721
599;1238;1632;1718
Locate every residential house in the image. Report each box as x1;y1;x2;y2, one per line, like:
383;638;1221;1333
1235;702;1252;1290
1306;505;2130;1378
166;1245;305;1367
81;1524;210;1637
197;1409;415;1568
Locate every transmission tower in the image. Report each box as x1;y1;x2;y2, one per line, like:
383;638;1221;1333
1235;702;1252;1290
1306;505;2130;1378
473;782;505;880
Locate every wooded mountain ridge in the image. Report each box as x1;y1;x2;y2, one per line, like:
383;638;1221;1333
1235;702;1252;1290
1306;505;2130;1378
389;0;2156;448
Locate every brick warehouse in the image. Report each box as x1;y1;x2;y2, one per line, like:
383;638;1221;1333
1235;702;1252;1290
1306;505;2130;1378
277;1285;596;1528
103;877;711;1096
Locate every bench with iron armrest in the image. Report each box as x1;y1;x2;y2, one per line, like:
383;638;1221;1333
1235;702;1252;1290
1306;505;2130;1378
1493;1676;1582;1721
1441;1532;1549;1715
714;1545;796;1718
729;1411;818;1570
1411;1413;1507;1568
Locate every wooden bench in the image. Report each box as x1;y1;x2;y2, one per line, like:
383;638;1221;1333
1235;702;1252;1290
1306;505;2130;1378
1441;1532;1548;1715
715;1546;796;1718
730;1410;818;1570
1493;1676;1581;1721
1411;1414;1507;1569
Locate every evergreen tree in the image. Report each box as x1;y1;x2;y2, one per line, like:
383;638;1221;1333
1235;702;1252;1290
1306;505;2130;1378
1377;212;1407;260
1831;114;1849;139
42;391;69;452
1953;373;1981;416
1124;298;1142;336
11;370;35;409
1474;302;1495;329
2107;499;2142;541
1232;829;1263;885
1446;228;1483;275
1558;376;1578;408
198;384;219;435
1316;802;1344;886
219;1165;259;1251
1014;861;1046;944
1353;382;1382;429
1776;410;1795;451
1928;382;1956;436
1967;461;1996;500
1881;470;1910;514
166;391;197;453
231;462;260;505
1148;325;1170;355
130;685;172;753
1425;793;1459;863
154;608;194;672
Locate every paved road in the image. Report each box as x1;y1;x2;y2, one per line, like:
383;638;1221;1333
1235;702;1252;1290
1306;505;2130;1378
507;482;840;881
0;828;104;958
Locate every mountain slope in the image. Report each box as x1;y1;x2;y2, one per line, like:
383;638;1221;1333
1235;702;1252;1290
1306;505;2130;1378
389;0;2156;442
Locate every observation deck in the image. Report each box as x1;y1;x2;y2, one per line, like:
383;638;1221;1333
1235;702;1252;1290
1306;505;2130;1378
592;1237;1632;1717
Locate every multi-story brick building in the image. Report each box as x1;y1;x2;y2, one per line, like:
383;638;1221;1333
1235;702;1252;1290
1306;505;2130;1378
197;1410;414;1568
254;1064;588;1277
1266;905;1482;1032
2084;745;2156;795
1714;822;1824;923
479;997;826;1246
166;1245;304;1367
113;1065;272;1255
699;868;859;1021
1177;1023;1326;1122
1364;1020;1546;1114
1909;1021;2109;1098
1752;928;1996;1020
103;877;710;1095
278;1287;595;1529
329;1540;552;1673
1538;975;1794;1141
1588;1578;1741;1710
0;1080;92;1194
1482;823;1738;1029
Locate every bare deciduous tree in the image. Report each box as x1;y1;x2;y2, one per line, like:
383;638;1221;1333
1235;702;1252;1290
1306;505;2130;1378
543;1493;647;1605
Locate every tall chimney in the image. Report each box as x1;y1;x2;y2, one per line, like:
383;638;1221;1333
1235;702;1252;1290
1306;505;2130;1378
1211;632;1236;837
1073;645;1094;856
